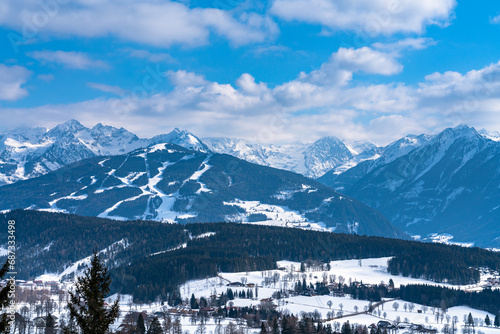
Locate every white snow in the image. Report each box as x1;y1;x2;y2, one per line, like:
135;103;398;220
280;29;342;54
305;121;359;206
36;238;129;282
177;256;499;334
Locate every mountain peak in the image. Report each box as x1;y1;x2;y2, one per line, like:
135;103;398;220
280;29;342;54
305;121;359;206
150;129;209;153
47;119;86;138
435;124;480;143
309;136;346;148
479;128;500;142
62;119;85;129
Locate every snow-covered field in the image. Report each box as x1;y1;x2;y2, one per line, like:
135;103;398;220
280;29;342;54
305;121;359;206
180;258;497;297
26;256;500;334
178;257;499;333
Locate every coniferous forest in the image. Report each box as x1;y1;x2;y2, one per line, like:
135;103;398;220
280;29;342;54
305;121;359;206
1;210;500;307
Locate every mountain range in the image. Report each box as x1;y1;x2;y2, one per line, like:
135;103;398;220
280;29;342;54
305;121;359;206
0;141;404;238
318;125;500;247
0;120;377;185
1;120;500;246
202;136;377;179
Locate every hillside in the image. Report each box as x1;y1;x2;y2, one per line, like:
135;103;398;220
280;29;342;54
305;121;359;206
318;125;500;247
0;143;403;238
1;210;499;305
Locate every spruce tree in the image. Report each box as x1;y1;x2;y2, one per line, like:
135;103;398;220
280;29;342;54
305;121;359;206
494;314;499;328
485;315;490;327
137;313;146;334
45;313;55;334
147;317;163;334
135;313;146;334
65;251;119;334
467;313;474;327
271;317;279;334
0;260;12;334
190;294;198;309
260;322;268;334
341;322;352;334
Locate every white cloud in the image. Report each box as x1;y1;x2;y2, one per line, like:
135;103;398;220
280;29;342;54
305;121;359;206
251;44;291;56
37;74;54;82
331;47;403;75
87;82;126;96
285;46;403;88
490;15;500;24
0;64;32;101
166;70;208;87
27;50;108;70
0;0;277;48
126;49;175;63
235;73;269;95
3;47;500;146
270;0;456;35
372;37;436;52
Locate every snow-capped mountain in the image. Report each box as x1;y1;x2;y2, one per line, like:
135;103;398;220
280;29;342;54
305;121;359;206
0;143;404;238
343;140;378;155
0;144;404;237
479;128;500;142
0;120;205;186
319;125;500;247
202;136;365;179
150;128;209;152
319;133;432;184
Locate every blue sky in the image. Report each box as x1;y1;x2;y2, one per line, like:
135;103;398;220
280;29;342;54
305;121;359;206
0;0;500;144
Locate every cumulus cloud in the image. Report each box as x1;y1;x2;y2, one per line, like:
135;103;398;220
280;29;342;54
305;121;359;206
269;0;456;35
235;73;269;95
0;0;277;48
0;64;32;101
166;70;208;87
281;47;403;89
27;50;108;70
331;47;403;75
3;47;500;146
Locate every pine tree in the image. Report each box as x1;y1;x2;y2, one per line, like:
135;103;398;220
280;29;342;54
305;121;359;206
260;322;268;334
137;313;146;334
341;322;352;334
45;313;55;334
227;289;234;300
65;251;119;334
271;317;279;334
0;260;13;334
494;314;499;328
147;317;163;334
190;294;198;309
485;315;491;327
467;313;474;327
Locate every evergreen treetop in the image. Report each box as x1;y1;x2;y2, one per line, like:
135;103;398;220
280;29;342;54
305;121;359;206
65;250;120;334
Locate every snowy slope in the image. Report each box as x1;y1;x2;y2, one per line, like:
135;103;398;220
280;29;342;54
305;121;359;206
0;143;404;238
181;257;498;332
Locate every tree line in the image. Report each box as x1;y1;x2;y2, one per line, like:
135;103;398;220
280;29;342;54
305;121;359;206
2;210;500;304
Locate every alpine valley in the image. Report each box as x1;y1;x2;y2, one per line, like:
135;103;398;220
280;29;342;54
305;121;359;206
1;121;500;246
0;138;402;238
